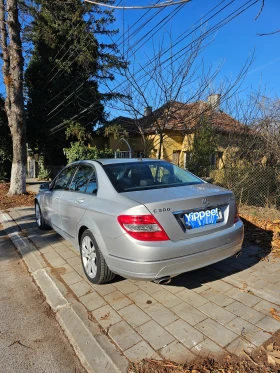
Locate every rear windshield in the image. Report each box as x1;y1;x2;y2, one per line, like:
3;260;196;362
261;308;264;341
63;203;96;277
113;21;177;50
103;161;203;193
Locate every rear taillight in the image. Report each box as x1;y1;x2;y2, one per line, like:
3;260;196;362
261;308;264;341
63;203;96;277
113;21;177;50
234;204;239;223
117;215;169;241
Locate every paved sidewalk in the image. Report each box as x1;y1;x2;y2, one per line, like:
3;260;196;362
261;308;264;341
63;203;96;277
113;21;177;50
2;206;280;369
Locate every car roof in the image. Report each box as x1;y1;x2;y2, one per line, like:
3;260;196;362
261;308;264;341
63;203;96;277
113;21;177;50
79;158;164;166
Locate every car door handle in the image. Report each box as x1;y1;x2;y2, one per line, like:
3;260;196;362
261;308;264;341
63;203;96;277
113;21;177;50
55;196;60;200
75;199;84;204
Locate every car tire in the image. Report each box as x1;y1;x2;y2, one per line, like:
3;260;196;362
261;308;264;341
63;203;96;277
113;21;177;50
35;202;49;230
80;229;115;284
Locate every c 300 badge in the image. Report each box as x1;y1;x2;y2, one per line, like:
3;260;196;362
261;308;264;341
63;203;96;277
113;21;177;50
153;208;170;213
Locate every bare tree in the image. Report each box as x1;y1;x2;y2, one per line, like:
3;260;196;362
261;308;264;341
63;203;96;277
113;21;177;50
0;0;26;194
110;32;253;160
254;96;280;164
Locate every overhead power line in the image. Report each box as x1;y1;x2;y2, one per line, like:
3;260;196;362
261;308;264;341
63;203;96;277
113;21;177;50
50;0;257;135
84;0;191;10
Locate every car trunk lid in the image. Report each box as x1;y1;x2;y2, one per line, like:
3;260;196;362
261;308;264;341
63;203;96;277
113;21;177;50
122;183;236;243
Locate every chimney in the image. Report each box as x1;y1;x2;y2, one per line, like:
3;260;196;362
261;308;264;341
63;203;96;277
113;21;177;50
208;94;221;112
144;106;152;116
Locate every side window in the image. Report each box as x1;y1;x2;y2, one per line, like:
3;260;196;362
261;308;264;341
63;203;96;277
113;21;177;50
69;165;93;192
86;169;98;194
53;166;76;190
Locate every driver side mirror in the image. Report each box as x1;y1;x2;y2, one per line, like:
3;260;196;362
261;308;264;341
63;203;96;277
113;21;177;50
39;182;50;191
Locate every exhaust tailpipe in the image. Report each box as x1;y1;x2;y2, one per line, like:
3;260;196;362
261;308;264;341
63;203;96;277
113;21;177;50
153;276;172;285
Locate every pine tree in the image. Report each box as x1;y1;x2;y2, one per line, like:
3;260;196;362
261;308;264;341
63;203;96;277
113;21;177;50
25;0;126;165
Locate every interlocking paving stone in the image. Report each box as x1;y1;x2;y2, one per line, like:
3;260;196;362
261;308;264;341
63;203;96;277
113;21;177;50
113;280;139;295
193;283;211;293
58;249;77;259
80;291;107;311
226;337;255;356
208;280;234;293
104;290;133;310
92;304;122;329
166;319;204;349
226;317;271;346
253;299;280;316
196;318;238;347
199;302;236;325
54;263;75;274
145;302;178;327
225;301;266;324
69;280;93;297
161;284;187;294
109;321;142;351
253;279;280;295
259;272;280;284
124;341;161;361
171;302;207;326
73;264;84;276
127;289;158;309
47;256;67;267
256;316;280;333
225;288;261;307
191;338;225;357
91;283;117;296
40;246;57;255
66;256;81;266
136;281;161;295
53;245;70;254
175;289;209;307
152;289;182;308
42;251;61;260
136;320;175;350
61;270;83;285
160;340;195;364
199;288;235;307
118;304;151;328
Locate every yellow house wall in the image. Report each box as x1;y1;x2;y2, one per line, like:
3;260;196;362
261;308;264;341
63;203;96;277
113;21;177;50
91;129;245;170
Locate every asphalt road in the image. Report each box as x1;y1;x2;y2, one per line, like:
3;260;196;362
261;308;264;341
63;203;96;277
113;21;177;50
0;227;86;373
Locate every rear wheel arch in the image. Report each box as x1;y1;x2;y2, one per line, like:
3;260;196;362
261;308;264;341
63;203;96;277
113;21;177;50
79;229;115;284
78;225;88;246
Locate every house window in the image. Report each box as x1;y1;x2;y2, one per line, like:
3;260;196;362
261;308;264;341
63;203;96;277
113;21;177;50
172;151;180;165
210;152;223;168
184;151;193;168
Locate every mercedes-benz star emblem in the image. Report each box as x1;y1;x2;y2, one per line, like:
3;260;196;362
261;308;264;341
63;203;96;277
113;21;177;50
202;198;209;206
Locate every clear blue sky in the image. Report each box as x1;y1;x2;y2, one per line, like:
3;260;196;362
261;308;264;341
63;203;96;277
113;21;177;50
104;0;280;117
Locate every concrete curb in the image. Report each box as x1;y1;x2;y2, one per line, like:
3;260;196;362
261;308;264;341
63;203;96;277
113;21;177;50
0;211;127;373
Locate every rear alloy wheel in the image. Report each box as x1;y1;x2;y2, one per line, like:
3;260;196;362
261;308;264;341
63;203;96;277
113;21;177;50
35;202;48;230
80;230;115;284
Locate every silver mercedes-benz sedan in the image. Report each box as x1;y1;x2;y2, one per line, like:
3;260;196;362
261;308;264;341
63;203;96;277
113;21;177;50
35;158;244;284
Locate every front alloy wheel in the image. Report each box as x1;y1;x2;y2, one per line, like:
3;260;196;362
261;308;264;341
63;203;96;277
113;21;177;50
81;235;97;279
35;202;48;229
80;230;115;284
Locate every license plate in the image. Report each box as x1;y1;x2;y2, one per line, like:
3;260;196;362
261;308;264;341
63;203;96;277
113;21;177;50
184;207;223;229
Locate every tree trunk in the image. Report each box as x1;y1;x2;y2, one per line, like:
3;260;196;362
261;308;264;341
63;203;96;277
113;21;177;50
158;132;163;159
0;0;26;195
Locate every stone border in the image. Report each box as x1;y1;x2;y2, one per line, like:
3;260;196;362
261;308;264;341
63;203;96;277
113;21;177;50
0;211;128;373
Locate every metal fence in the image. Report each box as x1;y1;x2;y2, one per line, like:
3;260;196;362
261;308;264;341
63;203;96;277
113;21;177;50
208;165;280;209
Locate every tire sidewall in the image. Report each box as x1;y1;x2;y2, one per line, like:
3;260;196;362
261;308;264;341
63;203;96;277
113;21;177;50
80;230;102;284
35;202;43;228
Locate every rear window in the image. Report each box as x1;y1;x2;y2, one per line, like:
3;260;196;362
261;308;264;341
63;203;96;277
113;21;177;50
103;161;203;193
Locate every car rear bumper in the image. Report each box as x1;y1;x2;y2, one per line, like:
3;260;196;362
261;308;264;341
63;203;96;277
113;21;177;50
105;220;244;281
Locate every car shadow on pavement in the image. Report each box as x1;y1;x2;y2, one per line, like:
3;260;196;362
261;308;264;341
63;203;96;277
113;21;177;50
163;217;274;291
